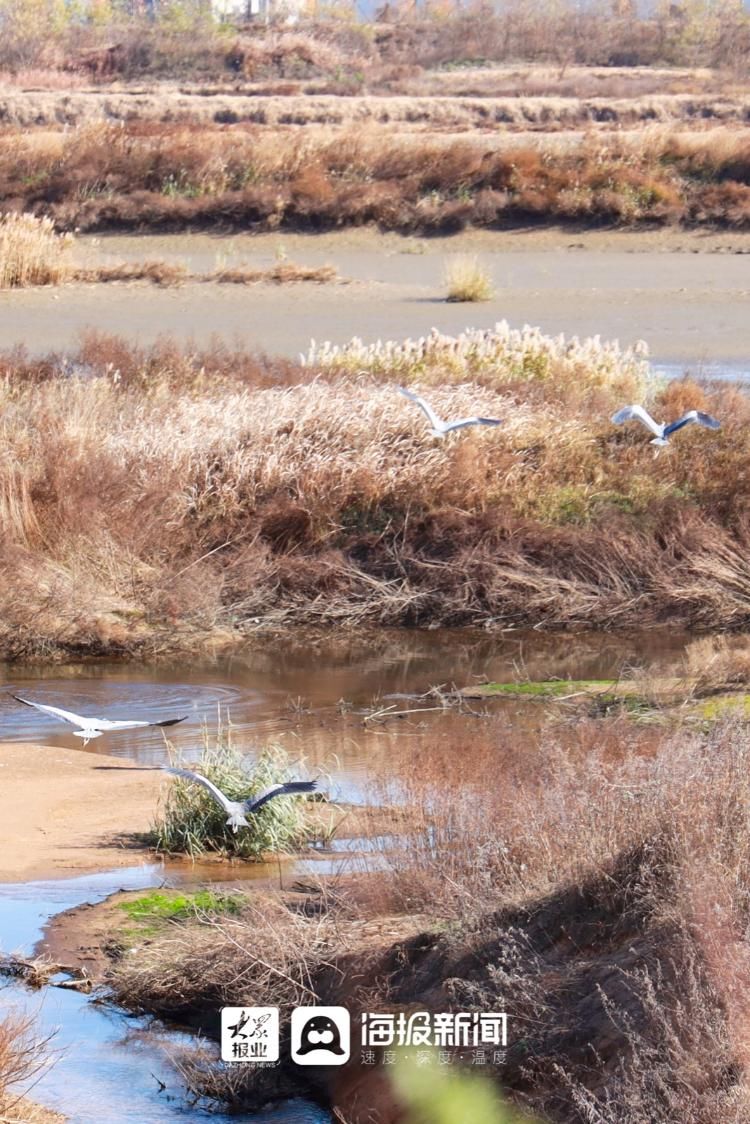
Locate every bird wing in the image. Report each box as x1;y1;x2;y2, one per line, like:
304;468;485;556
442;417;502;433
398;386;443;430
95;715;188;731
663;410;721;436
162;767;234;813
244;779;318;814
611;404;663;437
13;695;95;729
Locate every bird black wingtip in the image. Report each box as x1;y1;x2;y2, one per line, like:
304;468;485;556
156;716;189;728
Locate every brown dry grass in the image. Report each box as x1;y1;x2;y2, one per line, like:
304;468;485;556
0;212;71;287
0;330;747;658
0;215;339;288
2;123;750;233
2;89;749;131
72;260;338;286
443;254;494;302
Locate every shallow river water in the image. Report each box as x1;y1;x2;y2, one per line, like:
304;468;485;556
0;866;330;1123
0;628;694;800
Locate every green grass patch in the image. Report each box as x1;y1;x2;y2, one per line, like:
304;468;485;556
693;694;750;721
119;889;243;929
461;679;617;699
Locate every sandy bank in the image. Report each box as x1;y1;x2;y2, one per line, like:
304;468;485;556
0;743;159;883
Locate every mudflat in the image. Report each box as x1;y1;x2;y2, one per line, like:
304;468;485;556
0;743;159;882
3;228;749;368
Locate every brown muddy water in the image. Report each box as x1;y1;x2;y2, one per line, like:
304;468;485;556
1;627;693;802
0;627;706;1122
2;230;750;373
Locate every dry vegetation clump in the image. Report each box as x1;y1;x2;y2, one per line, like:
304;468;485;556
0;212;71;287
2;123;750;232
108;717;750;1122
72;260;338;286
0;328;749;657
209;262;337;284
444;254;494;303
110;891;328;1023
661;634;750;698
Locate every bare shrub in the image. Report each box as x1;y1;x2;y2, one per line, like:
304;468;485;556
0;1010;58;1118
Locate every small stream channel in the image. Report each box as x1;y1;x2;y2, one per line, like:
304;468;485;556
0;628;704;1121
0;865;331;1122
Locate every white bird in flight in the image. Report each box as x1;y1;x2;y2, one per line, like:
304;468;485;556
163;767;318;832
13;695;188;746
612;405;721;447
398;386;502;438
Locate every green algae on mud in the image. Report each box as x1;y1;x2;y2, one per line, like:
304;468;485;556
691;694;750;720
118;888;244;929
460;679;618;699
460;680;750;727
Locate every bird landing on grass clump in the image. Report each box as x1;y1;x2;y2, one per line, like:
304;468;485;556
162;767;318;833
611;404;721;447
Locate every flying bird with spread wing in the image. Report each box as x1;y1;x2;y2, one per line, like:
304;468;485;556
398;386;502;438
611;405;721;447
162;767;318;832
13;695;188;746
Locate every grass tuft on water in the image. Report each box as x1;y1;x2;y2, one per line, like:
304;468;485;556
153;733;316;860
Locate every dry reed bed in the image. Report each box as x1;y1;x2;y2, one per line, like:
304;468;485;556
2;124;750;232
110;717;750;1121
0;327;748;657
2;89;749;131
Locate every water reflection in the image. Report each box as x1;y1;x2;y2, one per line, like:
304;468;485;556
0;628;694;804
